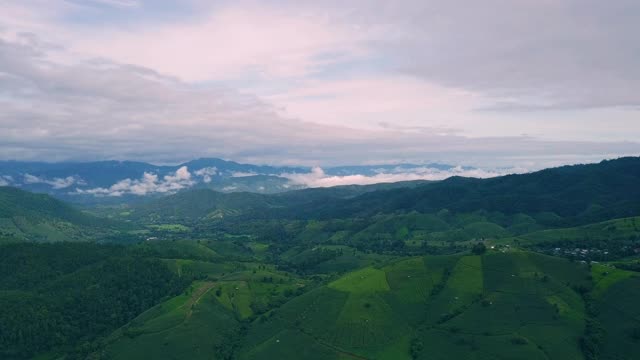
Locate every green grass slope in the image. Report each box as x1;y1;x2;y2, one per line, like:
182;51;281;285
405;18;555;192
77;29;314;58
104;262;310;360
520;216;640;245
238;251;594;360
590;264;640;360
0;186;124;242
105;281;242;360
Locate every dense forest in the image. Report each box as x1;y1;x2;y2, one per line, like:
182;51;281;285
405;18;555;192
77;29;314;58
0;243;189;359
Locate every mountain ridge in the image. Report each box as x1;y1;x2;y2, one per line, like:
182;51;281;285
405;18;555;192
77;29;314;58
0;157;476;203
126;157;640;228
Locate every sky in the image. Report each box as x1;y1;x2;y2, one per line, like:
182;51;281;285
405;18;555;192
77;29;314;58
1;0;639;170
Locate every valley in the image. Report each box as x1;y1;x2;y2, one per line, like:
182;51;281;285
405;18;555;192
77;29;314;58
1;158;640;359
4;2;640;358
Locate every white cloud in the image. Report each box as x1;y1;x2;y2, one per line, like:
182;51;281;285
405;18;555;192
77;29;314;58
69;4;369;82
23;174;85;189
62;0;640;110
0;175;13;186
194;167;217;183
231;171;258;178
76;166;195;196
282;166;527;188
82;0;140;8
263;75;480;132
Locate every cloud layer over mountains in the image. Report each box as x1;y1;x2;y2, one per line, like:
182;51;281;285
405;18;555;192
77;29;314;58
281;166;522;188
0;1;639;168
76;166;195;196
23;174;86;189
0;162;524;197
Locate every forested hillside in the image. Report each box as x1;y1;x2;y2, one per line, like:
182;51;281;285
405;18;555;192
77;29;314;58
0;243;190;359
0;187;127;243
125;158;640;227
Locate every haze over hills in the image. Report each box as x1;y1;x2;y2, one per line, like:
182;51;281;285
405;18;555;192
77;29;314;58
0;158;503;204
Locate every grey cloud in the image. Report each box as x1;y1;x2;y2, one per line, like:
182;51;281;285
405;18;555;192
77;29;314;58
0;33;638;168
287;0;640;110
385;0;640;110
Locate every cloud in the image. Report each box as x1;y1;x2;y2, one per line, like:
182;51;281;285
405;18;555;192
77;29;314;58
64;0;140;9
76;166;195;196
362;0;640;110
282;166;527;188
263;75;480;132
84;0;140;8
194;167;217;183
23;174;85;189
231;171;258;178
68;4;369;81
0;12;639;169
65;0;639;110
0;175;13;186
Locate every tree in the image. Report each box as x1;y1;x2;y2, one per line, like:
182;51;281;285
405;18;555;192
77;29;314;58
472;242;487;255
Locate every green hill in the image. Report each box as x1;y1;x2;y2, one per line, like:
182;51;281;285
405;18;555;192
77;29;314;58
2;242;639;359
238;251;599;360
291;157;640;224
0;187;125;243
128;189;274;223
513;216;640;260
97;250;632;360
2;158;640;359
0;242;190;359
520;216;640;245
123;157;640;228
591;264;640;360
103;262;310;360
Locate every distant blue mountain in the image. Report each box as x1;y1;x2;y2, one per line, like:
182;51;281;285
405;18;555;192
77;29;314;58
0;158;476;204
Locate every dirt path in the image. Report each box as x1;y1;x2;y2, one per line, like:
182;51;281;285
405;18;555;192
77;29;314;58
314;338;370;360
297;328;370;360
185;281;217;319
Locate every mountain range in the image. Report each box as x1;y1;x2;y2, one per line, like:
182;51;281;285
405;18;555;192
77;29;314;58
123;157;640;227
0;158;482;204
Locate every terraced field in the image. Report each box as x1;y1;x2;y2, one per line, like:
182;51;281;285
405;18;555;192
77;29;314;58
103;263;309;360
104;281;239;360
519;216;640;246
238;251;600;360
590;265;640;360
71;249;639;360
